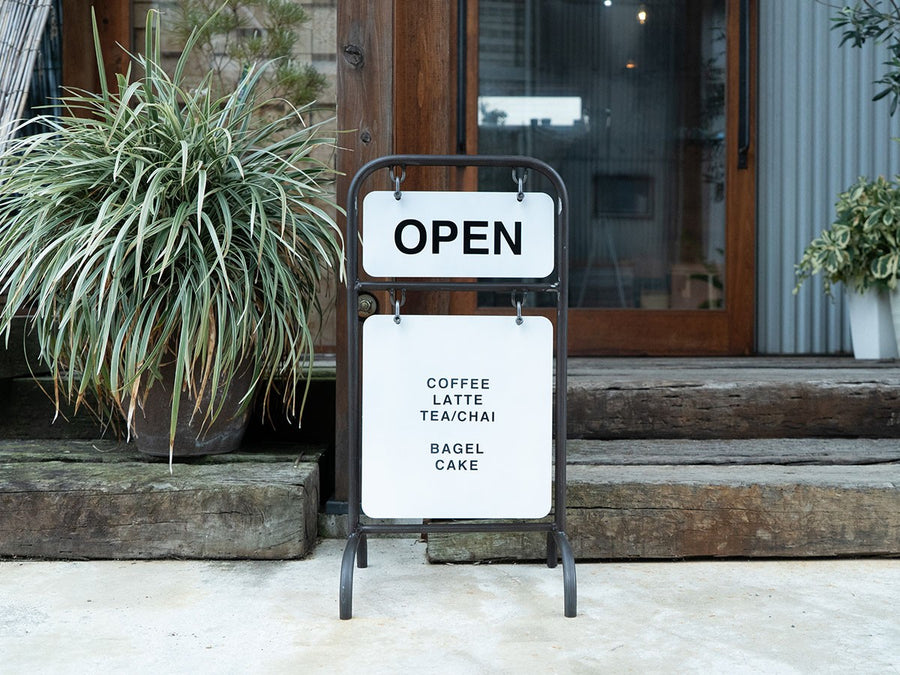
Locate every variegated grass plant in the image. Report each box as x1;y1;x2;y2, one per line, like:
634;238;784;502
0;9;344;459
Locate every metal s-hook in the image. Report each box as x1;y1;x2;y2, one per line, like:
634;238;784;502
390;288;406;324
512;168;527;202
511;291;525;325
391;166;406;200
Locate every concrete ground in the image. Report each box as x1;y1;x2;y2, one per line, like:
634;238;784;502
1;539;898;674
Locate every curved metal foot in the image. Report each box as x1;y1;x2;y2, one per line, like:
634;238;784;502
340;533;362;620
554;531;577;618
546;531;558;568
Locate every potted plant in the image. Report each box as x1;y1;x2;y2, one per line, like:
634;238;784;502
795;175;900;358
0;9;344;463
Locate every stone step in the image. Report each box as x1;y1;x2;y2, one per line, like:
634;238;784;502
426;438;900;562
566;357;900;439
0;440;322;559
3;357;897;441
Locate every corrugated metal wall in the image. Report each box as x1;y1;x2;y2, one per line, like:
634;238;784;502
757;0;900;353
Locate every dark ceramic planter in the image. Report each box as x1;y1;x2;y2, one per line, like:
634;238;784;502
127;362;254;458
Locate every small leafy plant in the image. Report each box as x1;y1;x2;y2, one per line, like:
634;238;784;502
0;9;343;455
832;0;900;115
795;175;900;295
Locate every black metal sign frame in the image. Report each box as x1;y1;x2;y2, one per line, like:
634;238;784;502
340;154;575;619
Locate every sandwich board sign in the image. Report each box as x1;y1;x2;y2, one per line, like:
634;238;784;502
341;154;575;621
361;313;553;519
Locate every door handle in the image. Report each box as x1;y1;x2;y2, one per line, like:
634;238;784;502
457;0;467;154
737;0;750;169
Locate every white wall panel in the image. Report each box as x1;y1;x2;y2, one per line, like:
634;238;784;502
757;0;900;352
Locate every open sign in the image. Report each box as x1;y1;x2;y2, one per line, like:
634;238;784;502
362;191;555;278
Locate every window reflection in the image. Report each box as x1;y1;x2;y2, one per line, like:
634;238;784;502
478;0;726;311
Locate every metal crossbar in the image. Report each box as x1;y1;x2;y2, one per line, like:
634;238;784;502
340;154;575;619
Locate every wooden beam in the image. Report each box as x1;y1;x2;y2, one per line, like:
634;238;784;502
393;1;456;183
392;1;458;316
333;1;394;502
0;453;320;559
428;463;900;560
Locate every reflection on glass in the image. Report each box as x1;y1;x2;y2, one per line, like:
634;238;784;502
478;0;726;311
478;96;583;127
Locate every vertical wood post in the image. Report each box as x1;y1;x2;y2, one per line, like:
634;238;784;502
392;2;458;316
334;2;394;502
61;1;131;95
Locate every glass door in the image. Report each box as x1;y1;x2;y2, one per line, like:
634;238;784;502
466;0;755;355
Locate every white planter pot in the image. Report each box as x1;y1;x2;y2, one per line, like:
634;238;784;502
846;288;898;359
889;288;900;358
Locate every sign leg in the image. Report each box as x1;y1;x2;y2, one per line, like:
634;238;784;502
340;533;362;620
546;531;558;569
554;531;577;618
357;532;368;568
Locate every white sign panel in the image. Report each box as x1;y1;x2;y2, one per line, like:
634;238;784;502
361;314;553;519
362;191;555;278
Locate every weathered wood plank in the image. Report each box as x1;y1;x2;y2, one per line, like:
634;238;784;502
567;360;900;439
427;464;900;561
0;461;319;559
